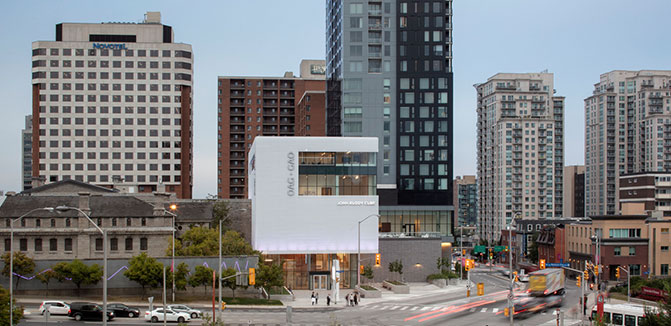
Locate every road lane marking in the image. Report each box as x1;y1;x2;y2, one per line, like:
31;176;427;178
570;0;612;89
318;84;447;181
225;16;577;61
492;308;499;313
404;305;455;321
421;307;430;311
390;306;400;310
399;306;408;311
480;308;487;312
411;306;419;311
416;300;497;323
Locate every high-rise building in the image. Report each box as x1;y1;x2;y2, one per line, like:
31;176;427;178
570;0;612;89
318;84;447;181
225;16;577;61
563;165;585;217
216;60;326;199
326;0;455;239
475;73;564;243
31;12;194;198
453;175;477;226
22;115;33;190
584;70;671;216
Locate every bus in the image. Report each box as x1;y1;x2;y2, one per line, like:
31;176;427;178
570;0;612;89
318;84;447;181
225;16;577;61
590;303;658;326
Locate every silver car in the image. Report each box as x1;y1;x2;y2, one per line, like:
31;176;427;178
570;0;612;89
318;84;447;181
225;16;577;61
39;301;70;315
167;305;202;319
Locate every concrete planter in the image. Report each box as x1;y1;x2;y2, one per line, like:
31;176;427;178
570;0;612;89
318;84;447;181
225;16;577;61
357;285;381;298
382;280;410;294
448;278;460;286
431;279;447;288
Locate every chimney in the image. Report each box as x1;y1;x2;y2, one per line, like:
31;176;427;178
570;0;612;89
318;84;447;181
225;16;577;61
152;192;171;216
31;176;46;189
78;192;91;214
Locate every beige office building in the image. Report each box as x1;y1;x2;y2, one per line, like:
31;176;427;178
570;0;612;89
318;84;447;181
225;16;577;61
585;70;671;216
475;73;565;243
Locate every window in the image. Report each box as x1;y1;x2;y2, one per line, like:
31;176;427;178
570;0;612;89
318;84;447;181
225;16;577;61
95;238;103;251
614;247;621;256
629;264;641;276
64;238;73;251
126;218;132;226
49;238;57;251
110;238;118;251
50;219;55;227
141;218;147;226
36;219;41;228
662;246;669;252
140;238;148;251
662;228;669;234
34;238;42;251
629;247;636;256
662;264;669;276
19;239;27;251
125;238;133;251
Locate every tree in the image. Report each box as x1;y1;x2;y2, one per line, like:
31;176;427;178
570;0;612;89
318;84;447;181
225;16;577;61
0;285;23;326
362;265;374;283
189;265;214;295
388;260;404;282
1;252;35;292
254;263;284;300
35;269;58;297
52;260;103;297
640;295;671;326
166;262;190;292
436;258;450;273
528;234;539;264
212;201;230;229
220;267;239;298
124;253;164;298
167;227;257;257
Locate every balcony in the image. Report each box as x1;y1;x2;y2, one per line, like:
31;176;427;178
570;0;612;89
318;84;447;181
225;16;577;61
496;84;516;91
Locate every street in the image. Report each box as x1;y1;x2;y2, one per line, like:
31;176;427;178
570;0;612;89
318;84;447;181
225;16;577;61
18;266;584;326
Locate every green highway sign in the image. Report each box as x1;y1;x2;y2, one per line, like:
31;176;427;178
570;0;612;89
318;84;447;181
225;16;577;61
494;246;504;252
474;245;486;254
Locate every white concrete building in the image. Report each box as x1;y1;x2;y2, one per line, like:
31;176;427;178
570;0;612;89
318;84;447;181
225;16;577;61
248;136;379;289
30;12;194;198
475;73;565;243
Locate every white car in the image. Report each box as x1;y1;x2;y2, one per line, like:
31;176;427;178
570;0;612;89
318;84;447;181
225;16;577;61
167;305;202;319
144;308;190;323
39;301;70;315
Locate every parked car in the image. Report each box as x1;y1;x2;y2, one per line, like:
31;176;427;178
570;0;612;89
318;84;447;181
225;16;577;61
167;304;202;319
145;308;190;323
39;301;70;315
68;302;114;321
107;303;141;318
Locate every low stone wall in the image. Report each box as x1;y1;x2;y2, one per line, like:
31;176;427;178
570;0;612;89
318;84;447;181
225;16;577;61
0;256;258;294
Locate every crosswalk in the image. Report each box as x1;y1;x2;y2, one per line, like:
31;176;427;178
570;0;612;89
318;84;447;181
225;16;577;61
358;304;561;315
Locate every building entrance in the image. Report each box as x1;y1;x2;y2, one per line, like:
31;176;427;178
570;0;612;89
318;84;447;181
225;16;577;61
312;274;328;290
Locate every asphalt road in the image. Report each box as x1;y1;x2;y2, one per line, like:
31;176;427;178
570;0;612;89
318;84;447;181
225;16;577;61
18;267;584;326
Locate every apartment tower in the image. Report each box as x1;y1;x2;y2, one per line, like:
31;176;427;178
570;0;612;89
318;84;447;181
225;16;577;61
475;73;564;243
22;115;33;190
31;12;194;198
216;60;326;199
585;70;671;216
453;175;477;226
326;0;455;238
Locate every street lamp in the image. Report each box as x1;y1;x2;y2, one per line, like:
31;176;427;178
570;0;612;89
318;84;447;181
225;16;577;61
164;205;178;303
507;213;520;326
54;205;108;326
9;207;55;326
591;231;601;292
217;207;247;323
357;214;379;288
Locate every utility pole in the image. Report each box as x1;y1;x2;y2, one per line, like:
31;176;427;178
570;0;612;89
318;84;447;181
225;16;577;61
460;225;463;282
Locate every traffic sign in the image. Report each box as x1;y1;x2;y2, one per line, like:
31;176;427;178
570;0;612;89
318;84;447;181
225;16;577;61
474;245;486;254
507;292;514;300
494;246;504;252
546;263;569;268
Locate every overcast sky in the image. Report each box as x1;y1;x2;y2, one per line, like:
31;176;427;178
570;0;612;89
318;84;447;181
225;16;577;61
1;0;670;198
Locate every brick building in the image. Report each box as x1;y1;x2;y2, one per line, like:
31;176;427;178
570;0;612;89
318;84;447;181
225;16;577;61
536;224;566;264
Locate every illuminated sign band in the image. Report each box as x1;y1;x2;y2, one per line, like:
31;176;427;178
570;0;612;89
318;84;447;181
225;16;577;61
92;43;127;50
337;200;376;206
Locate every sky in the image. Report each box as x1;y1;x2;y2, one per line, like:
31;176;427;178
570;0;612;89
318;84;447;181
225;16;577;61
0;0;670;199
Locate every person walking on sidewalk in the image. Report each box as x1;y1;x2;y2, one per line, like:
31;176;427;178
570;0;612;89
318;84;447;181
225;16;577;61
345;293;350;306
315;292;319;304
311;292;316;305
354;291;358;306
327;294;331;306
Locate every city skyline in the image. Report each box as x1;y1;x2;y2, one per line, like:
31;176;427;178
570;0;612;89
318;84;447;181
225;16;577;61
1;0;670;198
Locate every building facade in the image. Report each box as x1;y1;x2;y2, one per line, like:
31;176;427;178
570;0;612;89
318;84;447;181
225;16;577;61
536;224;566;265
585;70;671;216
249;136;378;289
22;115;33;190
563;165;585;217
475;73;565;243
31;12;193;198
326;0;454;239
216;60;326;199
619;172;671;215
453;175;476;226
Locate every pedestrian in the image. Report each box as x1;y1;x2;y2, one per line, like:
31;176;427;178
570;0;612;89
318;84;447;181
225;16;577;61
345;293;350;306
315;292;319;305
349;292;354;306
327;294;331;306
311;292;316;305
354;292;359;306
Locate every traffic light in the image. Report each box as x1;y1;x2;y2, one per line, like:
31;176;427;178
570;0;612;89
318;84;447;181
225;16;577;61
505;246;509;252
248;268;255;285
375;253;381;266
360;265;365;274
595;265;599;276
584;270;589;280
462;249;466;256
616;266;620;279
539;259;546;269
513;271;518;282
576;276;581;287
